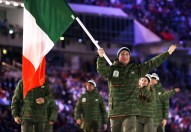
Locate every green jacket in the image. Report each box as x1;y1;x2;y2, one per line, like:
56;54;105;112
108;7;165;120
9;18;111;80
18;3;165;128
11;80;53;122
153;83;175;126
74;88;107;124
97;51;170;116
138;87;155;118
45;98;58;130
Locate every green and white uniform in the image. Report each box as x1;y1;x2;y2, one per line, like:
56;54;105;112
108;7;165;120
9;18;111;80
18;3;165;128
153;83;176;132
74;88;107;132
137;86;154;132
11;80;53;132
97;51;170;132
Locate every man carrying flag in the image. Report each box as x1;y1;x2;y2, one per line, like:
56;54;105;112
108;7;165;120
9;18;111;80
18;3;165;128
11;79;53;132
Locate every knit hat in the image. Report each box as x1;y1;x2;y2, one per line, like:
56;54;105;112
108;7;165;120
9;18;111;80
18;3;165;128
151;73;160;81
117;47;131;57
145;74;151;82
87;79;96;87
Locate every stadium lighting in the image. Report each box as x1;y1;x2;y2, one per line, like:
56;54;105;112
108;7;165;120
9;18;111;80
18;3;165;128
2;49;7;55
5;1;10;5
21;3;24;7
13;2;18;6
9;29;13;34
60;37;64;41
0;1;24;7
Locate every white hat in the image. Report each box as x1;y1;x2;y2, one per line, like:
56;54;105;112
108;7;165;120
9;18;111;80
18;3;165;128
151;73;160;81
145;74;151;82
87;79;96;87
117;47;131;57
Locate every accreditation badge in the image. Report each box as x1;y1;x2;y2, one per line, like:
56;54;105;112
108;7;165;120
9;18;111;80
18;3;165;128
113;70;119;77
82;98;86;102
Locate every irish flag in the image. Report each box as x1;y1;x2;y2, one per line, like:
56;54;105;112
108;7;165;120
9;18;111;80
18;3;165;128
22;0;75;97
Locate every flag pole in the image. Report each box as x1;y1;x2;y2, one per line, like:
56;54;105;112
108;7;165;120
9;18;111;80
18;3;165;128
72;15;112;66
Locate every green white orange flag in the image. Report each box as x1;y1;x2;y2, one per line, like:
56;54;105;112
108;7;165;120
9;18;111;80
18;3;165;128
22;0;75;97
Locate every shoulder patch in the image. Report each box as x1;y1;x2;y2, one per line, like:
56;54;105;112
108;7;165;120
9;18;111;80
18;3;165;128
113;70;119;77
82;98;86;102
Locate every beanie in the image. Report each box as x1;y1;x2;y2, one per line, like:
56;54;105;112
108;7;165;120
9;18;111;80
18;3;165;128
117;47;131;57
145;74;152;82
87;79;96;87
151;73;160;81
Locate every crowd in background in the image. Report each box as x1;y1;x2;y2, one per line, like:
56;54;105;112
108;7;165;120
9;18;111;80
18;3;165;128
127;0;191;42
67;0;191;42
0;0;191;43
0;56;190;131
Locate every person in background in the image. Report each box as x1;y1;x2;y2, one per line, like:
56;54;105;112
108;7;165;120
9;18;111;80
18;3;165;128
96;45;176;132
137;74;154;132
11;79;52;132
74;79;108;132
151;73;180;132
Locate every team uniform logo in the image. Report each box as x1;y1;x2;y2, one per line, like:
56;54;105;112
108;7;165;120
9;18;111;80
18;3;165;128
113;70;119;77
82;98;86;102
